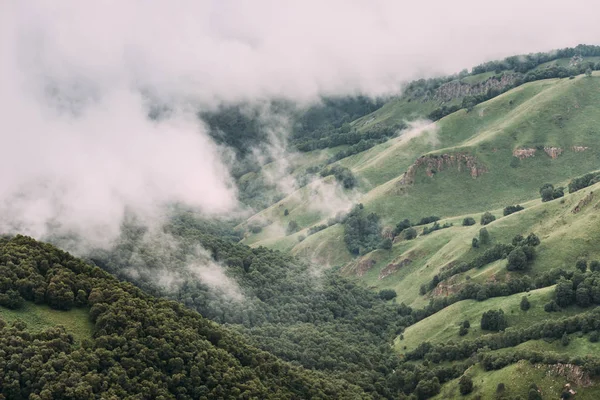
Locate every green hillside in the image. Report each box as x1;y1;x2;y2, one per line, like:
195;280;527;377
230;63;600;398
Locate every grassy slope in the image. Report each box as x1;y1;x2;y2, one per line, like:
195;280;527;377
242;73;600;263
363;74;600;224
435;361;600;399
0;302;93;342
394;286;583;354
343;181;600;311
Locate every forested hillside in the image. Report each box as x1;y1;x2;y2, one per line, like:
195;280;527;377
0;235;372;399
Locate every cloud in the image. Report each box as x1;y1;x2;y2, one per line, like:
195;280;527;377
2;0;600;248
399;120;440;147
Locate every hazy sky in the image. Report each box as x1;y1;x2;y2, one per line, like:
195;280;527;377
1;0;599;246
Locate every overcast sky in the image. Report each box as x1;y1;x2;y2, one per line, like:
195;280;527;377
1;0;599;246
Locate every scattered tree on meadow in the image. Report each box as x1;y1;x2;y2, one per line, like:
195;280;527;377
503;204;524;216
404;228;418;240
520;296;531;311
480;212;496;225
462;217;476;226
286;220;299;235
481;309;508;331
479;228;490;245
459;375;474;395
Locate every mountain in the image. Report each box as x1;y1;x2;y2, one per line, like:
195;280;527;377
5;45;600;400
229;46;600;398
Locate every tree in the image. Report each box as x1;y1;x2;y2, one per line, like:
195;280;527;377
555;279;575;307
544;300;560;312
378;289;397;301
284;209;289;216
590;260;600;272
576;286;591;307
286;220;299;235
590;331;599;343
576;258;587;272
480;212;496;225
507;248;527;271
528;387;543;400
481;309;507;331
520;296;531;311
404;228;417;240
462;217;476;226
479;228;490;245
472;238;480;248
393;219;412;236
459;375;474;395
541;187;555;202
378;238;393;250
503;205;524;216
586;67;593;77
561;332;570;346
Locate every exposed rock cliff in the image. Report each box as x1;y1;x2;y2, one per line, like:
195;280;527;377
400;153;487;185
379;258;412;280
544;146;563;159
434;74;518;102
513;148;537;159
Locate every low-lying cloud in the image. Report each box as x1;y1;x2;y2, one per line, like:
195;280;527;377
2;0;600;249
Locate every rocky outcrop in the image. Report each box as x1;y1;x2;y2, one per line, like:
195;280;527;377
434;74;518;102
545;363;592;387
513;148;536;159
572;146;589;152
400;153;487;185
572;191;593;213
544;147;563;159
379;258;412;280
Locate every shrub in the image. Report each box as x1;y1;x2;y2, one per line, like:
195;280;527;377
480;212;496;225
378;289;397;301
576;258;587;272
591;260;600;272
459;375;473;395
507;248;528;271
286;220;299;235
284;209;289;216
503;205;524;216
393;219;412;236
590;331;599;343
458;326;469;336
520;296;531;311
472;238;479;248
417;216;440;225
462;217;476;226
404;228;417;240
378;238;393;250
479;228;490;245
544;300;560;312
561;332;570;346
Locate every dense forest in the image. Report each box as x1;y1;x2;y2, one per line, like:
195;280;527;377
0;235;371;399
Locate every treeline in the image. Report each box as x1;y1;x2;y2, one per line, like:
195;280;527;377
568;171;600;193
471;44;600;74
406;307;600;364
294;124;401;153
